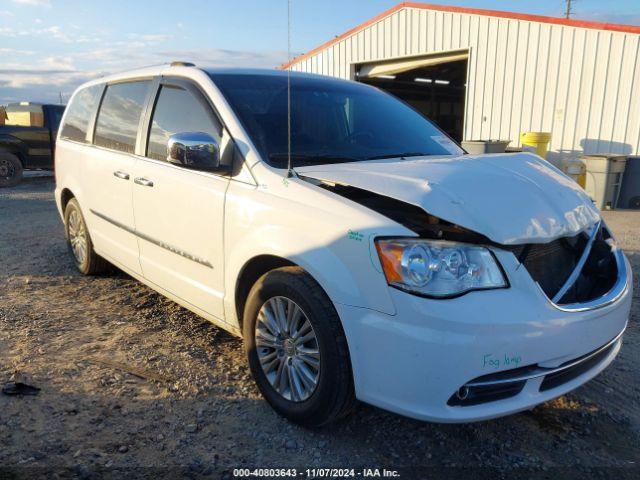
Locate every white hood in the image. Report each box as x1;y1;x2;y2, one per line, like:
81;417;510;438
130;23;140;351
296;153;600;245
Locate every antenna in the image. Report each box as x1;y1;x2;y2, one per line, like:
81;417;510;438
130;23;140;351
286;0;293;179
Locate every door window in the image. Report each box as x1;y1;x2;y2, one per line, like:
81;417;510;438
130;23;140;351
147;84;222;162
94;81;150;153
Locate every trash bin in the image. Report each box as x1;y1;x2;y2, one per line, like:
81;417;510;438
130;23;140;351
461;140;511;155
520;132;551;159
582;154;627;210
617;156;640;209
561;158;587;188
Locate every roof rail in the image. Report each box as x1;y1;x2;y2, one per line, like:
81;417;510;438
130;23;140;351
170;61;195;67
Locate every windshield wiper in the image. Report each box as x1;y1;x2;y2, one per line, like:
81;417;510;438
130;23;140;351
268;153;364;167
365;152;431;160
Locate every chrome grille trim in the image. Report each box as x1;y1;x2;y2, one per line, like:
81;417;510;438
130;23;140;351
547;246;629;312
551;220;601;303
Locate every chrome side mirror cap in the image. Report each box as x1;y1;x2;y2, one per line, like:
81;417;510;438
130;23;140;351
167;132;227;172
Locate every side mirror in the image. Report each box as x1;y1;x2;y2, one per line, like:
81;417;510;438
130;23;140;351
167;132;227;172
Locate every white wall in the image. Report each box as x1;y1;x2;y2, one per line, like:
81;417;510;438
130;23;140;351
289;7;640;164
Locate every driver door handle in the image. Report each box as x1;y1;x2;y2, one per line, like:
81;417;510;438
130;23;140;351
113;171;130;180
134;177;154;187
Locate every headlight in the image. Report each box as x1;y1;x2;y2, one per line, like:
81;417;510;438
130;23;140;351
375;238;507;298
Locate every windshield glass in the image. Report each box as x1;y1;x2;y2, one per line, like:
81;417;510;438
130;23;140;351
210;73;463;167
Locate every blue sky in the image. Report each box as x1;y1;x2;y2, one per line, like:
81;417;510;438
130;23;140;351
1;0;639;105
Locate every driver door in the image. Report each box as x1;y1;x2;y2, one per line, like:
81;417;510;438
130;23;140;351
132;78;230;321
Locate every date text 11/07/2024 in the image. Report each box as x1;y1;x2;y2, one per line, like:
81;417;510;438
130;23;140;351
233;468;401;478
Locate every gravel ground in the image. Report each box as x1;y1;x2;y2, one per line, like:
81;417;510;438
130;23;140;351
0;175;638;479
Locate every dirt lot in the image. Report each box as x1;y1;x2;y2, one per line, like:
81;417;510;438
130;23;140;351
1;175;639;478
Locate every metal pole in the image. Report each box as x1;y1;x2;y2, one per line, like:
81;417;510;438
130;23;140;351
565;0;573;19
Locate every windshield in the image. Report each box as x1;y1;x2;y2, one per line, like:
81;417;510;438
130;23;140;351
210;73;463;167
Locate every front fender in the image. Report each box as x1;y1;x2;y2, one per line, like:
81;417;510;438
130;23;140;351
223;182;401;328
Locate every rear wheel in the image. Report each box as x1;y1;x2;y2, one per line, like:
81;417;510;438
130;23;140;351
0;153;23;188
243;267;356;427
64;198;108;275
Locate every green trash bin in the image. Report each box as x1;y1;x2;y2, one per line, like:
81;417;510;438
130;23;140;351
582;154;627;210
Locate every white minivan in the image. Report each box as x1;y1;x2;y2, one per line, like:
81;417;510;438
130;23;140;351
55;63;632;426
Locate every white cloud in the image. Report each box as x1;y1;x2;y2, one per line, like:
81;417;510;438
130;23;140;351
0;58;103;104
10;0;51;6
0;47;35;55
126;33;173;44
43;25;66;40
0;10;15;16
43;56;75;71
0;24;96;43
0;46;288;105
156;48;289;69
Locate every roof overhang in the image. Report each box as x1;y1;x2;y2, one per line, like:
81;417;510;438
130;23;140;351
357;49;469;78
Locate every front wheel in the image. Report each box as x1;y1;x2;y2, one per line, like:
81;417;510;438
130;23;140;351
0;153;23;188
243;267;356;427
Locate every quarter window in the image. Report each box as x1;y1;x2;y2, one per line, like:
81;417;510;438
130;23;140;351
147;84;222;162
60;85;102;143
94;81;150;154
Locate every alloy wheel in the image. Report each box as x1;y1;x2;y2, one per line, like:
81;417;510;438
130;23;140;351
255;296;321;402
67;209;88;264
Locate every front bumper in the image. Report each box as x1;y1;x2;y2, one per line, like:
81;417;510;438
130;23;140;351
337;248;632;423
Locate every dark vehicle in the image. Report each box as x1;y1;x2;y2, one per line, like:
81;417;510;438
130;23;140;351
0;102;66;187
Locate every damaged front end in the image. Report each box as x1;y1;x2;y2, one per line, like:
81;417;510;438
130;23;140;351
304;176;626;310
305;179;493;244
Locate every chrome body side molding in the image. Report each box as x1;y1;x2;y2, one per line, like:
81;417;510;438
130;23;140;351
90;209;213;268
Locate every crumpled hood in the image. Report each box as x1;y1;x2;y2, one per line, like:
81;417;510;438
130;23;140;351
295;153;601;245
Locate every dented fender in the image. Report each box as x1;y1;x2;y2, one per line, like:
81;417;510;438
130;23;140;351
222;178;403;328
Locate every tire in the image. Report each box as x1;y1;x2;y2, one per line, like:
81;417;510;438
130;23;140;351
0;153;23;188
243;266;356;427
64;198;109;275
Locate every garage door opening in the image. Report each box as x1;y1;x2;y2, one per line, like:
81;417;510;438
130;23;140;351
356;53;468;142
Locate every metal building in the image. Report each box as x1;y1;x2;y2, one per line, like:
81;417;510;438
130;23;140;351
282;2;640;165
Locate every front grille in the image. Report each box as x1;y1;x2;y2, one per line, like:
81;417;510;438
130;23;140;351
558;235;618;304
518;236;585;299
506;225;617;304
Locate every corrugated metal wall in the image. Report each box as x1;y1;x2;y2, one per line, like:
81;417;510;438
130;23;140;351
289;6;640;163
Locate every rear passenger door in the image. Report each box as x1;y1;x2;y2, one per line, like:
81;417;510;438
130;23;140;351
84;80;153;274
132;78;229;321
